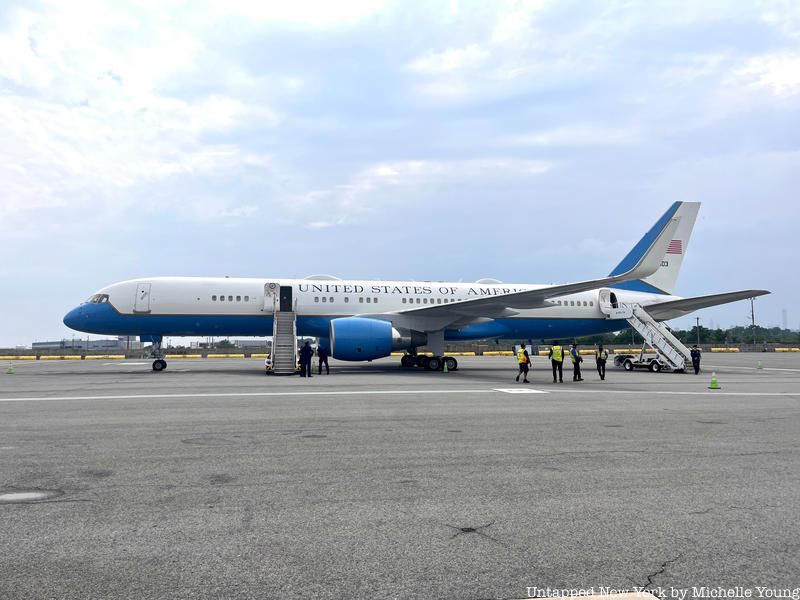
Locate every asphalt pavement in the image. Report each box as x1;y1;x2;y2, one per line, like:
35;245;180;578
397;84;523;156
0;354;798;599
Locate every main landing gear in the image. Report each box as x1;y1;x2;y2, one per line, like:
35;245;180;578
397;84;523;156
400;353;458;372
150;340;167;372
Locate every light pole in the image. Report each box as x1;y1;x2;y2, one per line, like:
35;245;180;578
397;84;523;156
695;317;700;346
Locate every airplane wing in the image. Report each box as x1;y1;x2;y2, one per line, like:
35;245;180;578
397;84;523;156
643;290;770;321
381;213;682;331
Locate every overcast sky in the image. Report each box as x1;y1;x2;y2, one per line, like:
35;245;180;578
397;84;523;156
1;0;798;346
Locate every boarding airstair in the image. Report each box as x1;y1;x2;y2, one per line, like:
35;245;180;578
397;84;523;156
609;303;692;371
271;310;298;375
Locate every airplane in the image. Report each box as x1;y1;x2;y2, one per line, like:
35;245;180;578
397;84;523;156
63;202;769;372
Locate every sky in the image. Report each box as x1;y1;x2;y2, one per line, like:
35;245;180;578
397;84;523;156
0;0;798;347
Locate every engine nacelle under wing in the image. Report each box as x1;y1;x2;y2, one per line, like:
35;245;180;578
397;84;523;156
329;317;427;361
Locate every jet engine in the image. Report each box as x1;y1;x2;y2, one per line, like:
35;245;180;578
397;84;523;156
329;317;427;361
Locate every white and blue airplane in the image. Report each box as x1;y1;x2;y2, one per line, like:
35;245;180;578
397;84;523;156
64;202;768;371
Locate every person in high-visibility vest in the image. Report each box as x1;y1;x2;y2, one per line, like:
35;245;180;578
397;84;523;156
515;342;531;383
595;344;609;380
570;343;584;381
548;341;564;383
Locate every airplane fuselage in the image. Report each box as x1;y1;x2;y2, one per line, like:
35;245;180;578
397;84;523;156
64;276;679;342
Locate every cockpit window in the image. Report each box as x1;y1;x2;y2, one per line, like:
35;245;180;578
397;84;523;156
86;294;110;304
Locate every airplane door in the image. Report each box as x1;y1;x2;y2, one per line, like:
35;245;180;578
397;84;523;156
263;282;280;312
598;288;612;315
279;286;293;312
134;283;151;313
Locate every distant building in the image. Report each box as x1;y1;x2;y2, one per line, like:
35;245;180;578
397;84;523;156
232;339;271;349
32;337;141;350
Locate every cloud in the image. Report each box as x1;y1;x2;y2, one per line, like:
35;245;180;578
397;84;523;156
292;158;553;229
733;52;800;97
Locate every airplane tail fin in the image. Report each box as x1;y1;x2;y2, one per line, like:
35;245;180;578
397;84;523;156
608;201;700;295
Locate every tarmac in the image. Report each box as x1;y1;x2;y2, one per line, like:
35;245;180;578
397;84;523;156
0;353;798;600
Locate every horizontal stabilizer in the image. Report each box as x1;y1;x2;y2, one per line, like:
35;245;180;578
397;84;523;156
643;290;770;321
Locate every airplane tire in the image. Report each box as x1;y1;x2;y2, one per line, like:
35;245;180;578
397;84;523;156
400;355;415;368
420;356;431;370
427;356;442;371
623;359;633;372
444;357;458;371
152;359;167;372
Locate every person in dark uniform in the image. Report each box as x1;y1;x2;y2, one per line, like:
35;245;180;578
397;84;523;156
317;345;330;375
595;344;608;380
570;343;584;381
548;341;564;383
690;344;701;374
515;343;531;383
299;341;313;377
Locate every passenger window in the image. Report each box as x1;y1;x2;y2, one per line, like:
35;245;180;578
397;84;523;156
220;296;225;302
244;296;249;302
373;298;378;303
236;296;241;302
212;295;217;301
366;297;371;303
423;298;428;304
570;301;575;306
330;297;334;303
315;297;319;302
344;297;349;303
228;296;233;302
437;298;442;304
359;297;364;303
402;298;407;304
322;297;327;302
583;301;587;306
590;301;593;306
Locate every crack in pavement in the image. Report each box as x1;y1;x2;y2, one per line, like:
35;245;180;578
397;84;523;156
638;553;684;591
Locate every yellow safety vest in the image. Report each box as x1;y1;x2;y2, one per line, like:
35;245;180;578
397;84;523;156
551;345;563;362
570;348;579;363
517;350;528;364
596;349;608;360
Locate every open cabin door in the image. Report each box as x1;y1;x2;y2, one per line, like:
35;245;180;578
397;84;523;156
134;283;151;313
279;286;293;312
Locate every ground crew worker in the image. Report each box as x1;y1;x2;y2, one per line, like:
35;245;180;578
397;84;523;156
570;343;584;381
548;341;564;383
691;344;701;374
317;345;330;375
515;342;531;383
299;341;314;378
595;344;609;380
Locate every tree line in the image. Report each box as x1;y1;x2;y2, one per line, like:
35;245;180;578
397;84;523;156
576;325;800;346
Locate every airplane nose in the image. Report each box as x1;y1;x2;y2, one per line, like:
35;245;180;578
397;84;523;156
63;306;84;330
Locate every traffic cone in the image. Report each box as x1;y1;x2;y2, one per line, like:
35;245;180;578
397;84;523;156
6;365;14;375
757;361;764;369
708;372;720;389
442;359;449;373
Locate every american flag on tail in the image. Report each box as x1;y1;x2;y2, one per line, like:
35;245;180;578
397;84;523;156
666;239;683;254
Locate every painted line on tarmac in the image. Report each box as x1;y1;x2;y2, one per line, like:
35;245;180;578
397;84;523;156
0;389;496;403
103;362;149;366
543;387;800;397
705;364;800;373
1;387;799;404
